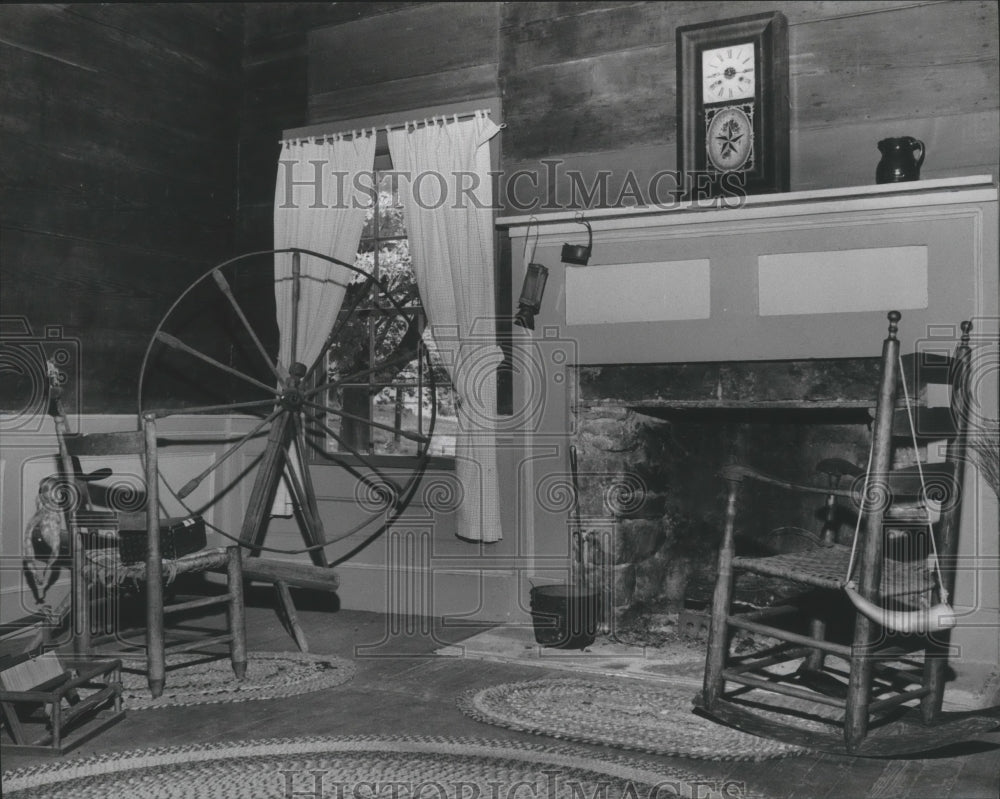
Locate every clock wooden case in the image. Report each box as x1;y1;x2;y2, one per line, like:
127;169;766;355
676;12;789;199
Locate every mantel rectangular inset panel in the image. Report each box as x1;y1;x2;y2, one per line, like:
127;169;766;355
758;246;928;317
565;259;710;325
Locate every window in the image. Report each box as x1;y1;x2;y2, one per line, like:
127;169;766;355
323;171;456;459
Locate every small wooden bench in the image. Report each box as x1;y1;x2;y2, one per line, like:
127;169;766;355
0;650;124;754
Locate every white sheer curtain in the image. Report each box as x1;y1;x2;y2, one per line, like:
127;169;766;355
388;110;504;542
271;133;376;515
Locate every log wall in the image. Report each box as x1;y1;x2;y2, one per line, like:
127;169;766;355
0;4;243;414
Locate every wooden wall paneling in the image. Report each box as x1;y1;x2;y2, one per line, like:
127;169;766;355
0;5;243;413
243;2;419;59
308;65;501;125
792;109;1000;191
0;132;234;256
307;3;500;125
789;2;998;130
502;47;672;159
498;1;997;196
59;3;243;72
0;6;239;97
308;3;499;96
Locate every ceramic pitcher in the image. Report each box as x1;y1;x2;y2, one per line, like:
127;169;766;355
876;137;926;183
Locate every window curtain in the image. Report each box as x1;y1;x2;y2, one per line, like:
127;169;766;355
271;133;376;516
387;110;504;542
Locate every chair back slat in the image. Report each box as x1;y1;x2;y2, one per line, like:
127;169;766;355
64;431;145;457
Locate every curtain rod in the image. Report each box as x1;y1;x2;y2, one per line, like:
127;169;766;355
279;108;501;146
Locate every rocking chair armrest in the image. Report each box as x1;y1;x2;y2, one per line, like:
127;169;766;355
719;463;854;498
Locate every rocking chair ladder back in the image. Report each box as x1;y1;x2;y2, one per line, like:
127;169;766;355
700;311;977;755
53;397;247;699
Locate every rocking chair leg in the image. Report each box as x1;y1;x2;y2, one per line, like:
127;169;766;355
804;617;828;672
844;615;878;752
704;480;739;709
920;641;949;724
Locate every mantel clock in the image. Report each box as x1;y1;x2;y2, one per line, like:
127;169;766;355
676;12;789;199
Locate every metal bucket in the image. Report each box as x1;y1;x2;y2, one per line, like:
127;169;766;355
529;583;599;649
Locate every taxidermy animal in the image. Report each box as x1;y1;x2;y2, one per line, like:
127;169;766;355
23;462;111;602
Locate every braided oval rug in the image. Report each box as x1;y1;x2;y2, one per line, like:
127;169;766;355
115;651;355;710
459;679;809;761
2;735;772;799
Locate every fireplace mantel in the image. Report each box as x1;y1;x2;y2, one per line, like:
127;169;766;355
498;175;998;364
499;175;999;688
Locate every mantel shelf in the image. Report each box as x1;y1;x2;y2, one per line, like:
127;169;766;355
580;399;875;410
497;175;997;236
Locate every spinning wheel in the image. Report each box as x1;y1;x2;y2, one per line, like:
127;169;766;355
137;248;437;582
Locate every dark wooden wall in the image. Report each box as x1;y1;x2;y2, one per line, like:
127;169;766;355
0;4;243;414
239;0;997;222
499;0;999;208
2;2;996;413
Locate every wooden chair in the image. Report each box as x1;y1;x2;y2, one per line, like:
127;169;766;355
55;410;247;699
0;649;124;754
698;312;990;755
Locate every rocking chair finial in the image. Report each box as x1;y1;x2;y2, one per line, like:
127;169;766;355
887;310;901;337
960;319;972;344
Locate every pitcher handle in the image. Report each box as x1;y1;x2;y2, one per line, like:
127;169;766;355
913;138;926;169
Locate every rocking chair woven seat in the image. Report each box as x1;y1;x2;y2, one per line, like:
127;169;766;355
733;543;934;599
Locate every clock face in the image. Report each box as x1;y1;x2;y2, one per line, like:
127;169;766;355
701;42;756;103
705;105;754;172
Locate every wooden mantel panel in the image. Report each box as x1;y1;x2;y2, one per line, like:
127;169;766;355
502;179;999;364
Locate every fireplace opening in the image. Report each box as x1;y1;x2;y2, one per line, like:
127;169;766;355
571;358;888;649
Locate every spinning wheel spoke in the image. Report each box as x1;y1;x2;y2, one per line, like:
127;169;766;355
146;398;276;419
305;411;402;502
175;407;284;499
289;251;302;367
305;275;378;383
304;351;418;400
301;399;431;446
154;331;280;396
211;268;286;383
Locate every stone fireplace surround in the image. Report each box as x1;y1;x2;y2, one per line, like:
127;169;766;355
572;357;884;629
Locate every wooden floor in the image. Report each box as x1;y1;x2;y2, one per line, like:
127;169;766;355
3;593;999;799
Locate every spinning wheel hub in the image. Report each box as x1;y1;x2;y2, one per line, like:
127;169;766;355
279;388;305;411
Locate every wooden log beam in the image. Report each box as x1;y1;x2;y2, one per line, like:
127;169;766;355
241;558;339;594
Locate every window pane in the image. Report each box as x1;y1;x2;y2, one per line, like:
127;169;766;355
378;173;407;238
323;168;453;460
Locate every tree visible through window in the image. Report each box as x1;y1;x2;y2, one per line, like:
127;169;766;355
324;172;456;458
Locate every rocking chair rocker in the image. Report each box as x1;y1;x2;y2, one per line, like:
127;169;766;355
698;312;998;755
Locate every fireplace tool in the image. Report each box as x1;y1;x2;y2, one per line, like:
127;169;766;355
527;445;600;649
568;445;590;576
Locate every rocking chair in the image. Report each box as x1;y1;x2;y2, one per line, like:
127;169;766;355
698;312;996;755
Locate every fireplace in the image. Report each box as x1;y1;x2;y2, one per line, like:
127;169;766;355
571;357;885;640
499;177;998;690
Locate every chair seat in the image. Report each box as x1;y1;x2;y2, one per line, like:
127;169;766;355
118;547;234;582
734;543;934;598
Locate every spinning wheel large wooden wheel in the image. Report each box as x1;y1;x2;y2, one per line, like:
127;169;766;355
137;248;436;581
